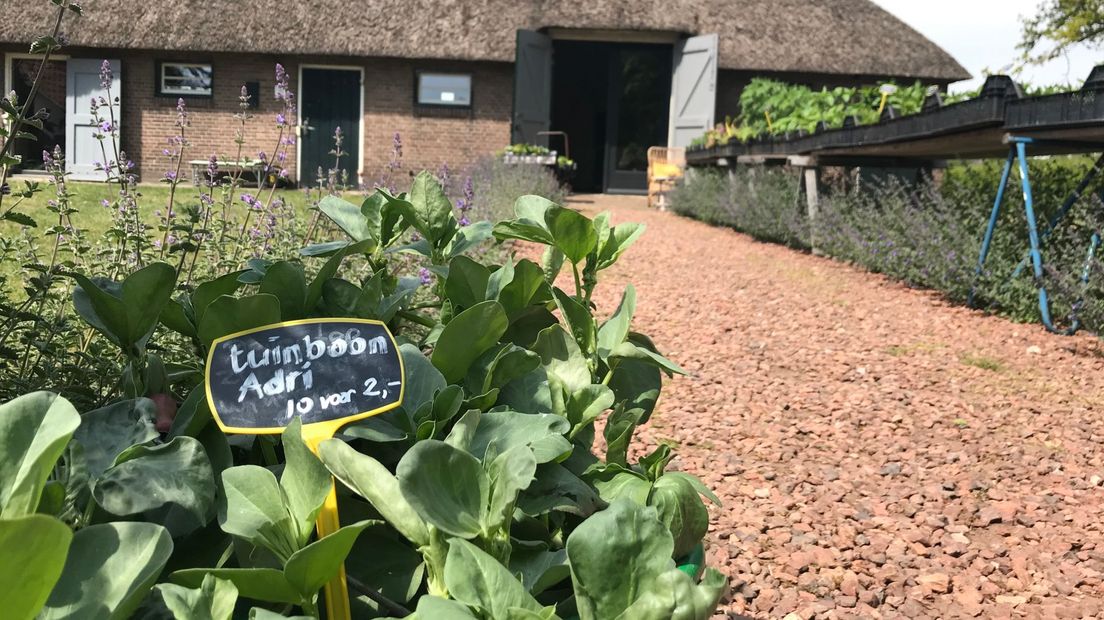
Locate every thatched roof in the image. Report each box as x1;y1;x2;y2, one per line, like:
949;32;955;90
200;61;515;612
1;0;968;81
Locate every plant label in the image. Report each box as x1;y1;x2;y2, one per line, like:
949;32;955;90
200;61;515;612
204;318;404;434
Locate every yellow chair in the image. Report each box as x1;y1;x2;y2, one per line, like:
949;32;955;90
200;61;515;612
647;147;685;209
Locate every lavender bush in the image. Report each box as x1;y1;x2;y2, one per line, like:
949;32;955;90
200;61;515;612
670;161;1104;332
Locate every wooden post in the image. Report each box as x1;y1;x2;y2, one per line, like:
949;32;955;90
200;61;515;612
789;156;820;253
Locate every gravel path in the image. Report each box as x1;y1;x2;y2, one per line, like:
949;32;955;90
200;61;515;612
535;194;1104;619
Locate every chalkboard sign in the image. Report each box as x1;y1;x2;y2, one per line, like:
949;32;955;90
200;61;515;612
204;318;405;434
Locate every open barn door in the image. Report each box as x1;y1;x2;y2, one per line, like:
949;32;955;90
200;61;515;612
512;30;552;146
668;34;717;147
66;58;120;181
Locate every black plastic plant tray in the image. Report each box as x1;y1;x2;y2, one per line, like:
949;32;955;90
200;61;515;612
1006;90;1104;130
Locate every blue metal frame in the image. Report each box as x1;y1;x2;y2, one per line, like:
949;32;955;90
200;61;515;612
969;136;1104;335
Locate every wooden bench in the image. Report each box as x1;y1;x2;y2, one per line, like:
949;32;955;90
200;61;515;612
189;159;267;189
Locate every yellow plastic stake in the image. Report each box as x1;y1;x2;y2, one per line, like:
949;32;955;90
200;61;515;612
303;420;351;620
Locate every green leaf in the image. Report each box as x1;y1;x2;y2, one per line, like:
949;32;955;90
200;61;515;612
445;256;491;311
614;568;727;620
71;276;128;349
414;596;480;619
431;300;509;383
280;418;332;546
0;392;79;518
249;609;313;620
545;206;597;264
597;285;636;360
448;220;494;257
72;263;177;350
518;463;602;518
170;568;299;605
564;384;615;438
464;343;541;398
467;411;572;465
484;445;538;531
485;258;515;301
608;358;662;424
587;467;651;506
566;499;675;620
191;271;246;329
495;259;547;319
609;341;687;376
445;538;544;616
444;409;481;451
532;325;591;396
73;398;157;479
93;437;215;534
603;406;641;467
219;466;298;562
284;520;375;599
42;522;173;620
400;171;459;249
198;294;282;348
317;439;429;547
0;514;72;620
497;366;553;415
1;210;36;227
651;474;709;558
509;545;569;595
155;574;238;620
596;223;646;270
260;261;308;320
397;440;486;538
318;195;375;242
345;526;425;605
552;288;596;357
541;245;566;282
304;239;372;313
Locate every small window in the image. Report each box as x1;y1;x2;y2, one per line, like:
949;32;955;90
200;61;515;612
158;62;213;97
417;72;471;107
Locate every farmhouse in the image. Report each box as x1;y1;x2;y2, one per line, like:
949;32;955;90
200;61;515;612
0;0;967;193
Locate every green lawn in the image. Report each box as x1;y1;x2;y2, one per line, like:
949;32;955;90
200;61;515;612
1;181;345;241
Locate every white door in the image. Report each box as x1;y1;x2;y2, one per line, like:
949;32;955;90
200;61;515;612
512;30;552;146
66;58;120;181
668;34;717;148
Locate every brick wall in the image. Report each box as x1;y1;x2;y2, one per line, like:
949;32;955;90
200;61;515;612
117;50;513;185
2;46;513;185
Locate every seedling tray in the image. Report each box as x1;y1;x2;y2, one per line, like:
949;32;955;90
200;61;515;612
1006;90;1104;130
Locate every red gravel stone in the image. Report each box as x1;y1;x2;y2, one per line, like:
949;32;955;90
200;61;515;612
521;195;1104;618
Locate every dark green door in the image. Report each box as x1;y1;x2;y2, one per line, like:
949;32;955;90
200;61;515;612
603;47;672;194
300;67;361;188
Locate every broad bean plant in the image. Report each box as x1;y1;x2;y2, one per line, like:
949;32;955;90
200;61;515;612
0;171;726;619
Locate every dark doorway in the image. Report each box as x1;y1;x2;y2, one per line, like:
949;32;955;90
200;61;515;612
300;67;361;188
550;41;671;194
10;58;67;172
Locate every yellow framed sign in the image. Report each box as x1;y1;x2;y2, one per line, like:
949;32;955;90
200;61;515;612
204;317;405;434
203;317;405;620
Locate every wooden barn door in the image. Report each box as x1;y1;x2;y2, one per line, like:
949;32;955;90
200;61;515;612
66;58;120;181
512;30;552;146
668;34;717;148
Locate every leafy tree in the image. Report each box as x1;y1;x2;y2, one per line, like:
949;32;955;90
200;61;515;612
1019;0;1104;65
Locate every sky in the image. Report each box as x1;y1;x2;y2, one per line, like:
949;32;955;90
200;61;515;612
870;0;1103;92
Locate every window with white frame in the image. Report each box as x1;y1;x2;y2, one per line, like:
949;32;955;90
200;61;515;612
158;62;213;97
417;72;471;107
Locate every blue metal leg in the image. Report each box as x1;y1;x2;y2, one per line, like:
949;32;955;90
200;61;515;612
969;149;1014;307
1017;141;1076;334
1010;151;1104;278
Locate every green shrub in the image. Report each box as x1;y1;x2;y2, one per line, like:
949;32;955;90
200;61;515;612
0;170;726;619
670;157;1104;332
